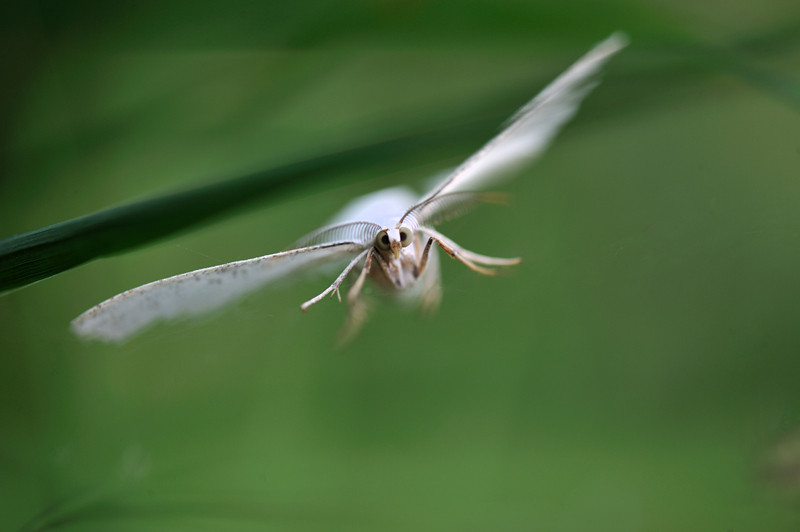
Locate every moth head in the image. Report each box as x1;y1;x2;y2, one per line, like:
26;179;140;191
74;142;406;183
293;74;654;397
375;226;413;259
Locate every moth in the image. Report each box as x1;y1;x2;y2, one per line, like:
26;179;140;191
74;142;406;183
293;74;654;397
72;33;626;343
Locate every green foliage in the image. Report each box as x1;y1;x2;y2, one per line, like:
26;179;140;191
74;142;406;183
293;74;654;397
0;118;497;292
2;1;800;531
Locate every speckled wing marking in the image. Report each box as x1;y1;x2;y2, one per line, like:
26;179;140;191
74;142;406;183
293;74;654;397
71;242;364;343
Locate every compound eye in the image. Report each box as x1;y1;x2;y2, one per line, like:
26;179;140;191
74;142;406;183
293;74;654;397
376;230;391;250
398;226;413;248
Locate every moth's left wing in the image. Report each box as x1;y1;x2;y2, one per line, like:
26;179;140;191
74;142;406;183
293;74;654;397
421;32;627;203
72;242;365;343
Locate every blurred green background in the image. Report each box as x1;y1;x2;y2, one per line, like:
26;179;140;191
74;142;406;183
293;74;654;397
3;1;800;530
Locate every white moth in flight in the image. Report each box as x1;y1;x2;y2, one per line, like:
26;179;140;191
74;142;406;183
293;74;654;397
72;33;627;343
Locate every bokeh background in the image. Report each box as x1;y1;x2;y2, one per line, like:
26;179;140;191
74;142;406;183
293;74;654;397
3;1;800;530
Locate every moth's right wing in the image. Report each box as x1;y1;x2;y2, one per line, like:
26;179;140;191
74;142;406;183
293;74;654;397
72;241;366;343
420;33;627;203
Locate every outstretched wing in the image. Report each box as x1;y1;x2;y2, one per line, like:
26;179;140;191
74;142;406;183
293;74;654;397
72;242;366;343
420;33;627;205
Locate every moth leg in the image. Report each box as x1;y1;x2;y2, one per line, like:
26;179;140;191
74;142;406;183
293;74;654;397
433;238;498;276
300;249;370;312
419;273;442;315
335;251;374;344
416;237;435;278
419;226;521;276
346;248;374;306
338;298;371;346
